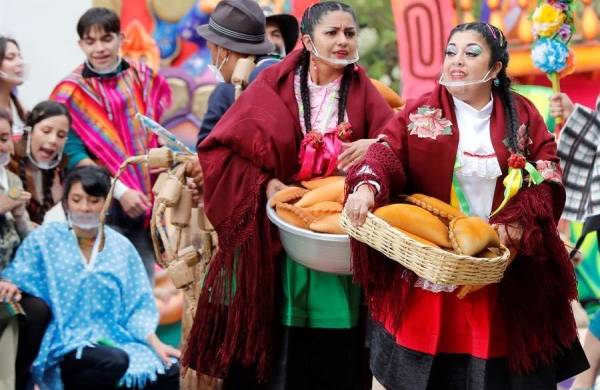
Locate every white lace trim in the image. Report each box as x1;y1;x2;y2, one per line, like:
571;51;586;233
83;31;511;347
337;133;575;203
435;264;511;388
456;148;502;179
414;277;457;293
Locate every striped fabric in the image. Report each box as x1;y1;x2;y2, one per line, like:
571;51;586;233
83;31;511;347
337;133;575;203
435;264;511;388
50;61;171;195
558;97;600;221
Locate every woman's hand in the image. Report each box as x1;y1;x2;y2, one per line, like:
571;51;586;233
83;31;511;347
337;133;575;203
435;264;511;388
148;333;181;366
0;190;31;215
344;184;375;227
338;139;377;172
549;92;574;120
493;222;523;263
266;178;287;199
456;223;523;299
0;280;21;302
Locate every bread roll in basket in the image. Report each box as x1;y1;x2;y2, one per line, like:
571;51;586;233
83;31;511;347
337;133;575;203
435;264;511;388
339;206;511;285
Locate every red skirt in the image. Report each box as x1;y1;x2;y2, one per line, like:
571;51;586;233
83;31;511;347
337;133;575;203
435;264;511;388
375;284;507;359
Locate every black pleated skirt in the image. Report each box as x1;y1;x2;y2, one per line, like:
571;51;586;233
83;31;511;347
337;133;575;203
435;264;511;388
369;320;589;390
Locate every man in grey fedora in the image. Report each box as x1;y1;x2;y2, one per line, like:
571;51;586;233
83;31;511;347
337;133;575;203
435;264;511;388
195;0;298;143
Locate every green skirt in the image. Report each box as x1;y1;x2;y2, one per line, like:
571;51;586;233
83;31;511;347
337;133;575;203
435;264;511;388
280;255;361;328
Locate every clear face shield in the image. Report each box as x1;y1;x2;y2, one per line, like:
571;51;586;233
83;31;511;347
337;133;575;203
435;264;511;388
438;68;494;94
0;150;10;167
306;35;360;69
0;63;31;84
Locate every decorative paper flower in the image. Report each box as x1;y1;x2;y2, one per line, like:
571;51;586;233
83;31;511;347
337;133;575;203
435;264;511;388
559;48;576;78
516;124;533;154
304;132;324;149
508;154;527;169
557;23;572;42
535;160;562;183
532;3;566;38
408;106;452;140
531;38;569;73
336;122;353;141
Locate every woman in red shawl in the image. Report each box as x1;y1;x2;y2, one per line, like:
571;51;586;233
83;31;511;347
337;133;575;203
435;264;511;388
184;2;393;389
345;23;588;389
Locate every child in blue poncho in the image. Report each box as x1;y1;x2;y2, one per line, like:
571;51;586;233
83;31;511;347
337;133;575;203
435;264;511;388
0;166;180;390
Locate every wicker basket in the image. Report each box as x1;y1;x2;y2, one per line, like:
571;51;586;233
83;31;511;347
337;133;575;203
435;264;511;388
339;211;510;285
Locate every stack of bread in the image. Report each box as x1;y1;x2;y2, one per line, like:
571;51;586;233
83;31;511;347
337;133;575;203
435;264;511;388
269;176;346;235
374;194;501;258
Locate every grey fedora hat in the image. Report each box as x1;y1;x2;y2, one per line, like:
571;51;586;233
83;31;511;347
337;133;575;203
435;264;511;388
196;0;275;56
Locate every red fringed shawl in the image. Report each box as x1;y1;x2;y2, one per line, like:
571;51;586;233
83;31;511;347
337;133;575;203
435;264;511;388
346;84;577;372
184;49;393;380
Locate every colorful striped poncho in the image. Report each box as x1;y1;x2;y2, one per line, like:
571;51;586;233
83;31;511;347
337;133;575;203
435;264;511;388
50;61;171;195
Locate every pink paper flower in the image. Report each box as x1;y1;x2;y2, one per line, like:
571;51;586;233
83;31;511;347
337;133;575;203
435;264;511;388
408;106;453;140
535;160;562;183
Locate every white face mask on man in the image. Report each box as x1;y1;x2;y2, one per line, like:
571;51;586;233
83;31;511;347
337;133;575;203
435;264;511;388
208;47;229;83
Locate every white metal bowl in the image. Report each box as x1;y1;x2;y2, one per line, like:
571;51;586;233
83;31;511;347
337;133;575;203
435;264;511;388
266;203;352;275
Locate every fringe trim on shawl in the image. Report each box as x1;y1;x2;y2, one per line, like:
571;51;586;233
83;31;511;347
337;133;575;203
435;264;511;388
182;171;279;381
490;183;578;373
345;143;417;332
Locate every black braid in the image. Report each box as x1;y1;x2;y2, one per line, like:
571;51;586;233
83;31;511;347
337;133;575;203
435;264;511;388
448;23;519;153
496;68;519;153
337;64;353;124
41;168;56;214
299;49;312;131
17;157;27;193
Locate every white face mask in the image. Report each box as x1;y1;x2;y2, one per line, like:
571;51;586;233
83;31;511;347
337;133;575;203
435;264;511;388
0;151;10;167
208;47;229;83
307;36;359;69
68;210;101;230
438;68;494;91
24;126;63;170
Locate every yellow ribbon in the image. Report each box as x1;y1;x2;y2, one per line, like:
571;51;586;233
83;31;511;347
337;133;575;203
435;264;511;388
491;167;523;216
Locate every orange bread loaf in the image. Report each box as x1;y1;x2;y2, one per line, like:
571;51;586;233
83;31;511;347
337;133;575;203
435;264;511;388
276;202;316;229
269;186;309;207
307;201;343;217
449;216;501;256
374;204;452;248
393;227;440;248
301;176;345;190
405;193;465;221
295;180;345;208
310;213;345;234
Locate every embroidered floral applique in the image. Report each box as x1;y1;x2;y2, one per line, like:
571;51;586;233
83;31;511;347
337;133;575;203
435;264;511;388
407;106;452;140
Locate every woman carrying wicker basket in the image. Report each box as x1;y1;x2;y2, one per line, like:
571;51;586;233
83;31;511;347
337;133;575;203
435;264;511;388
184;2;394;389
345;22;588;390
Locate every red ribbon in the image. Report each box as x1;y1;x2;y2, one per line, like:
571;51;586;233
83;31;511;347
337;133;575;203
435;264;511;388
297;124;352;181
